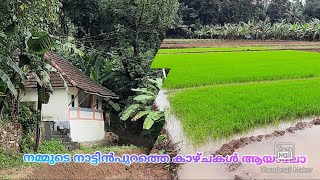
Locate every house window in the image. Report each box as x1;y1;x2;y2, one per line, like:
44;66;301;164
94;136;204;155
71;95;75;107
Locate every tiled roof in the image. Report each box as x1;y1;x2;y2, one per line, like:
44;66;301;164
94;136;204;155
25;72;72;88
25;51;118;99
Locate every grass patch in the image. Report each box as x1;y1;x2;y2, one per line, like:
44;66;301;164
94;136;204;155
0;139;68;169
0;149;27;169
152;50;320;89
38;139;69;154
169;78;320;144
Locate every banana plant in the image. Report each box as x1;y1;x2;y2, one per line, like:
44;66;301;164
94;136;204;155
0;54;26;96
24;30;56;152
0;31;26;96
120;78;164;130
195;19;320;41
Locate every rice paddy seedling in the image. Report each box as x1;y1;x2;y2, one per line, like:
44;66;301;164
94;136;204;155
152;48;320;144
152;50;320;89
169;78;320;144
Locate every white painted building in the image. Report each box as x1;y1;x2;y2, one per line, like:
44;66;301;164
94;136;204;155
21;52;118;142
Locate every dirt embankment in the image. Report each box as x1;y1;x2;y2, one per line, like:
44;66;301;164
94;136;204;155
177;119;320;180
23;149;170;180
161;40;320;49
213;119;320;158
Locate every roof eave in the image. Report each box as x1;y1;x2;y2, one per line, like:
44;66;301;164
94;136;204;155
83;90;119;99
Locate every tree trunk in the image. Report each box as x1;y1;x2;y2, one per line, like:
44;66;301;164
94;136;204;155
134;25;140;56
0;88;10;115
11;90;21;122
34;84;42;152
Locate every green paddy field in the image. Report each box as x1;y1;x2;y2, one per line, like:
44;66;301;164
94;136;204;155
152;47;320;144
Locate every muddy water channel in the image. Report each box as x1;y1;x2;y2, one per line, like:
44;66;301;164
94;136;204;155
156;90;320;179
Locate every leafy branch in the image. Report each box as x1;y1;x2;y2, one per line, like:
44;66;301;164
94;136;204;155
120;78;164;130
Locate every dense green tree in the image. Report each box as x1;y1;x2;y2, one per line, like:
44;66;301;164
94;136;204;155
267;0;291;23
62;0;179;106
180;0;261;25
180;0;220;26
62;0;178;54
253;0;268;21
303;0;320;20
0;0;61;115
219;0;257;24
0;0;62;152
288;0;304;22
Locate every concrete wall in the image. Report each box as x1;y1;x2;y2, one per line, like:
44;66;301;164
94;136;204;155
43;88;68;121
21;88;68;121
21;89;38;102
69;120;105;142
68;108;105;142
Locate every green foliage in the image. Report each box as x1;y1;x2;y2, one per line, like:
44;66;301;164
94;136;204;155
0;68;17;96
0;139;66;169
18;103;37;153
0;149;25;169
18;103;37;133
105;98;121;112
303;0;320;20
193;19;320;41
0;0;61;115
0;54;27;96
62;0;178;54
120;78;165;130
170;0;320;38
267;0;291;23
20;132;35;153
38;139;68;154
67;51;113;84
178;0;264;27
0;55;26;80
62;0;178;112
0;114;11;125
143;111;164;130
27;31;55;55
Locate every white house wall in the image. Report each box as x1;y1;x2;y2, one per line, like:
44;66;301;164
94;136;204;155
42;88;68;122
69;120;105;142
21;89;38;102
21;88;68;121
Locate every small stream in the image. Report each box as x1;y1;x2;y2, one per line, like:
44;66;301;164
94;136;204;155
156;89;320;179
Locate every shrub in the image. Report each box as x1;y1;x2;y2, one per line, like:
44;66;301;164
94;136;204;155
0;149;24;169
38;139;68;154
